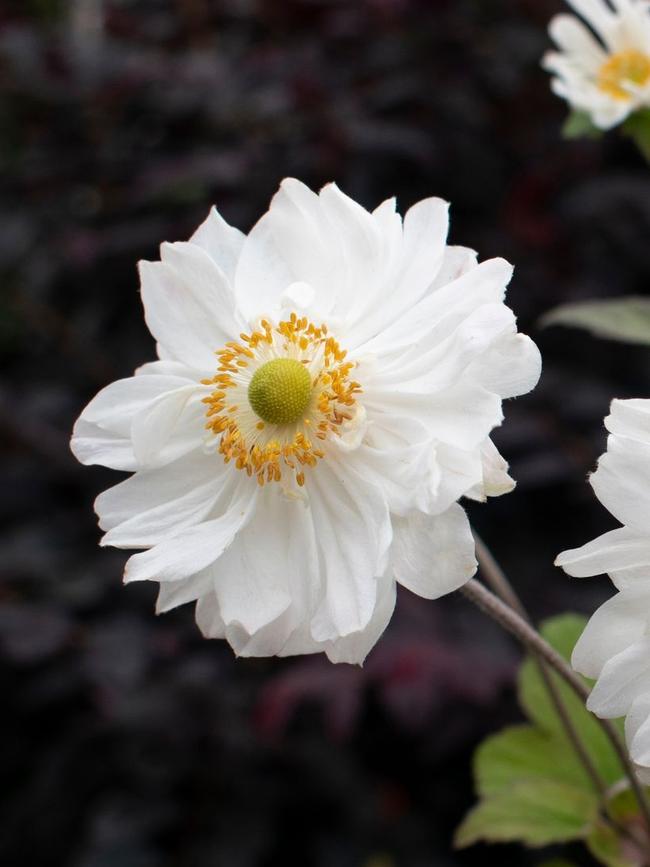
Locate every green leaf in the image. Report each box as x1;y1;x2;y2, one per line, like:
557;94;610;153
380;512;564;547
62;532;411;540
455;779;599;848
588;789;647;867
622;109;650;162
562;110;602;140
536;614;587;661
475;725;593;797
587;821;641;867
519;615;624;786
540;297;650;346
607;788;643;825
456;614;643;858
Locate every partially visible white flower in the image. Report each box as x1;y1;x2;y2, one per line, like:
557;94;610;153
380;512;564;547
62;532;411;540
556;398;650;778
72;178;541;664
543;0;650;129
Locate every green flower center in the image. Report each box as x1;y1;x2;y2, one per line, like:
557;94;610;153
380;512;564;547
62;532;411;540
248;358;313;425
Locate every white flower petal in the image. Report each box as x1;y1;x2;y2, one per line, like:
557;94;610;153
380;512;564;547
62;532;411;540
189;205;245;285
572;590;648;679
96;450;221;549
392;503;477;599
372;196;402;259
280;280;316;311
234;178;335;323
75;375;194;437
565;0;616;43
549;13;608;63
366;382;503;452
139;254;235;371
374;302;518;390
430;245;478;289
606;398;650;443
433;443;485;515
591;99;635;130
136;359;198;378
591;436;650;533
71;418;138;472
398;196;451;287
422;383;505;449
254;571;398;664
131;385;205;467
309;458;392;642
223;611;297;658
347;418;440;516
611;0;650;51
195;592;227;639
199;489;360;659
465;438;516;502
343;197;450;347
363;258;514;356
235;181;451;350
123;480;253;585
556;526;650;583
625;694;650;769
324;572;397;665
468;332;542;400
156;569;215;614
587;638;650;718
318;182;385;312
211;497;298;637
70;374;196;470
160;240;242;337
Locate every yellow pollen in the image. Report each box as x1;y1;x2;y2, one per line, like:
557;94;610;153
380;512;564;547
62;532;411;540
202;314;361;487
248;358;313;425
598;50;650;100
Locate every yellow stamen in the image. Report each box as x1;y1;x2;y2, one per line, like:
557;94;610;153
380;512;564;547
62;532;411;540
598;50;650;100
202;314;361;487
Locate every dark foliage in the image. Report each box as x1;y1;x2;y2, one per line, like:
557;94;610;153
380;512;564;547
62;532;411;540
2;1;650;864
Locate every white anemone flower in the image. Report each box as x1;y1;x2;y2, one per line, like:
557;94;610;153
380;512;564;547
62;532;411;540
556;398;650;780
72;179;541;664
543;0;650;130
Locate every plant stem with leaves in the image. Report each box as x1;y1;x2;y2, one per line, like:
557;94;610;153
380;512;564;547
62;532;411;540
473;535;647;851
460;572;650;852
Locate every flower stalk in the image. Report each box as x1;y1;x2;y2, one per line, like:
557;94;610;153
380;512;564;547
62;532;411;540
473;534;649;850
473;534;608;799
460;573;650;845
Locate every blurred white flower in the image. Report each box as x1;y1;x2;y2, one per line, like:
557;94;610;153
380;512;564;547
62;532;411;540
556;398;650;780
543;0;650;129
71;179;540;664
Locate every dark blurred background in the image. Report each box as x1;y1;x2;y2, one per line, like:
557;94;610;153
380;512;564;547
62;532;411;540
3;1;650;865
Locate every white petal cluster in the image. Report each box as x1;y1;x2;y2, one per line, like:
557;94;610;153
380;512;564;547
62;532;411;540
72;179;540;664
557;399;650;781
543;0;650;129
